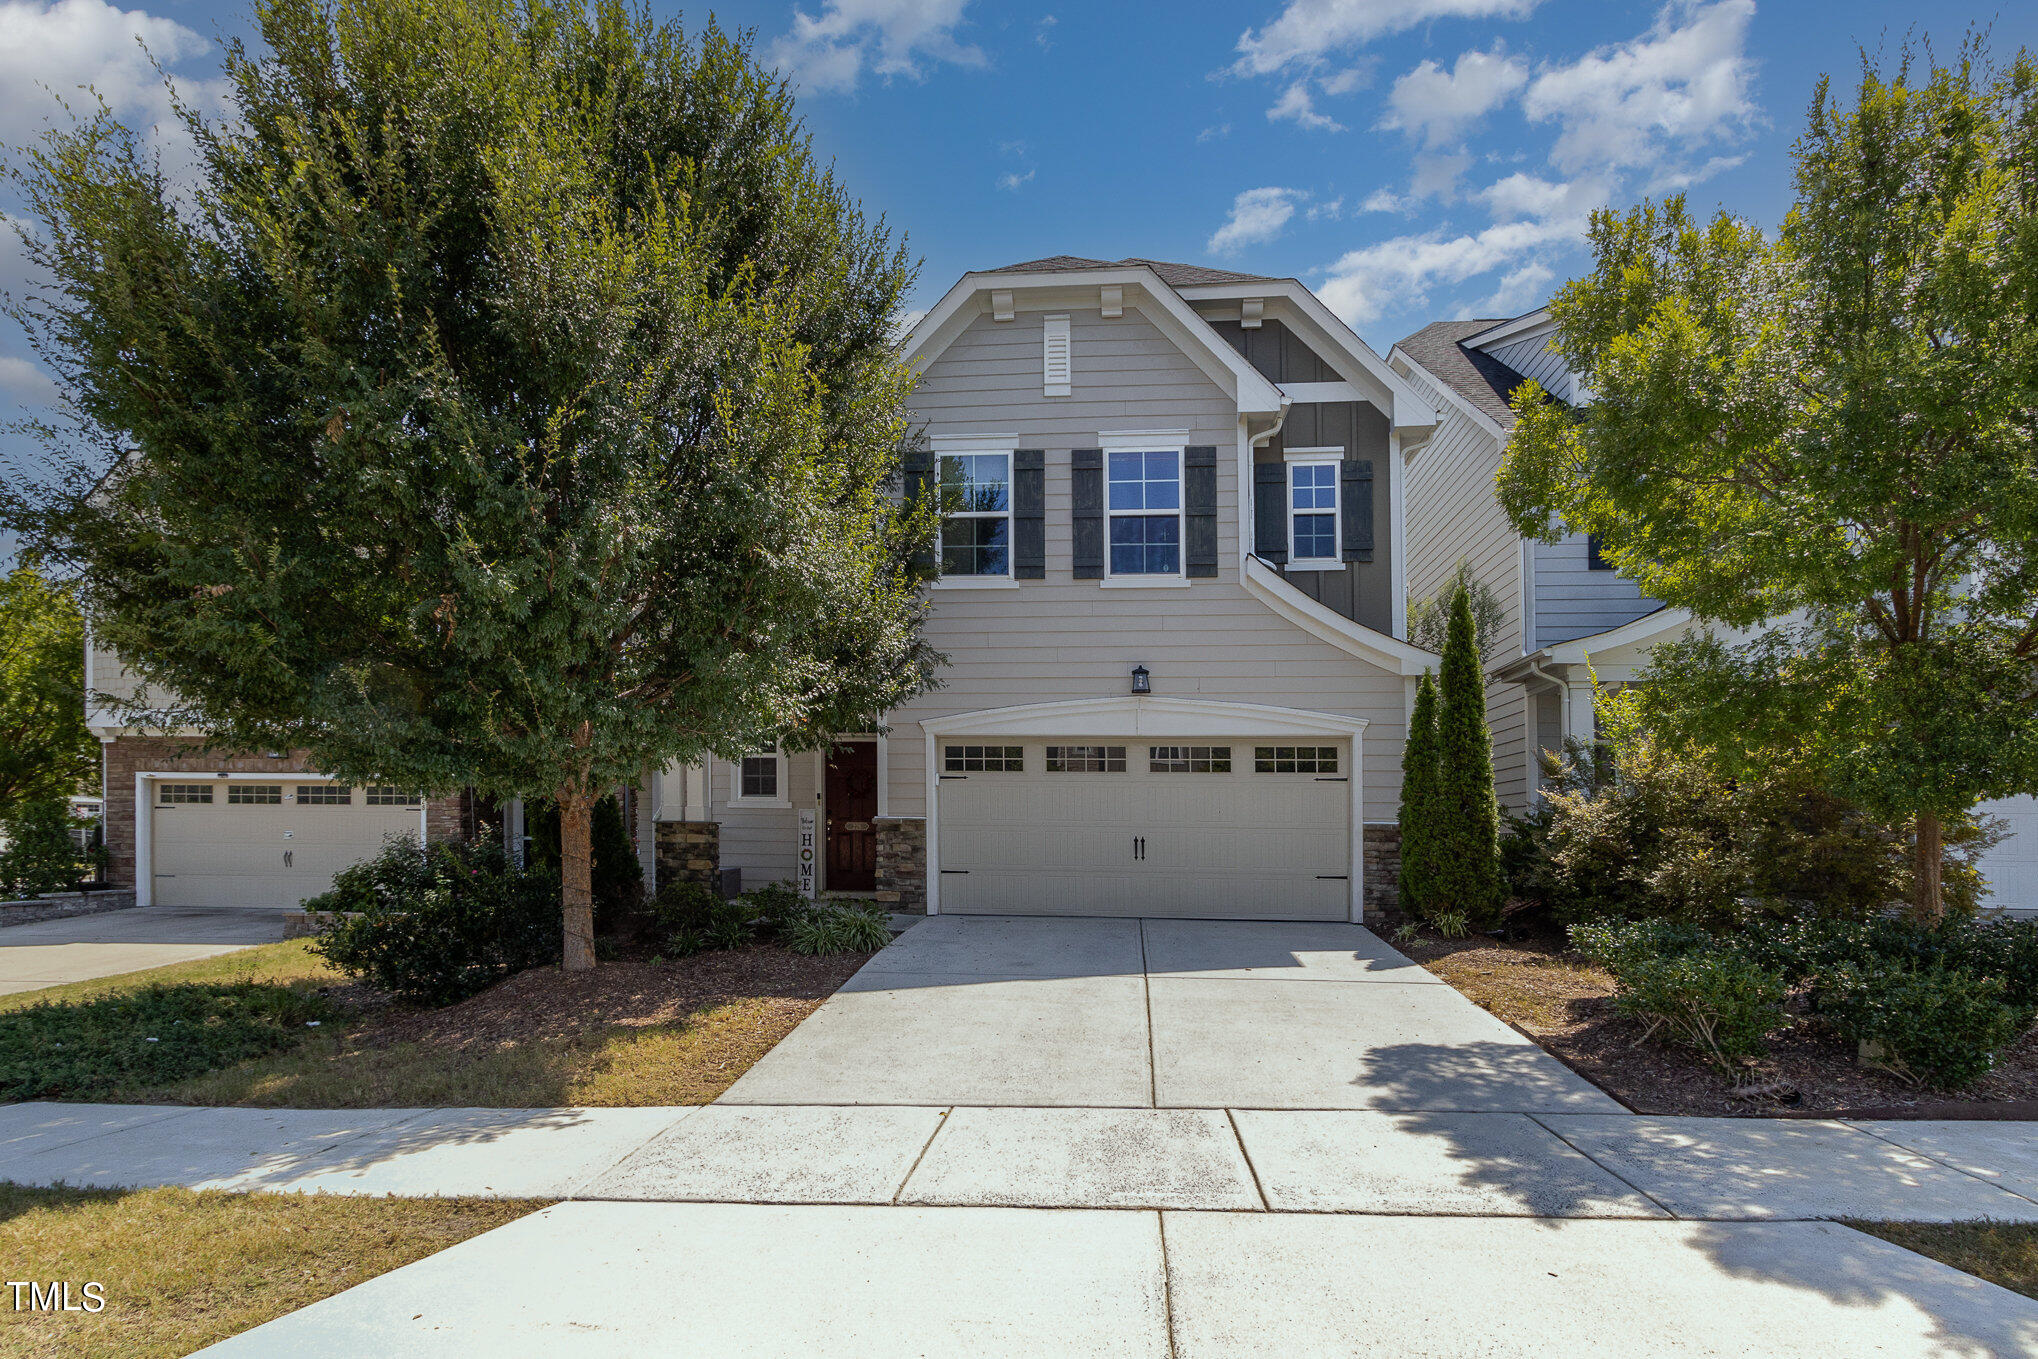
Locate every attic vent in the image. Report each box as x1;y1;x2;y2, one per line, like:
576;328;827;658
1043;315;1072;397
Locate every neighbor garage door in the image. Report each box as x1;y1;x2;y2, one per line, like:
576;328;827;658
150;780;422;909
935;739;1351;920
1976;795;2038;917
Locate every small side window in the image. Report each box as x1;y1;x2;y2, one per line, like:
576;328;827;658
739;755;779;800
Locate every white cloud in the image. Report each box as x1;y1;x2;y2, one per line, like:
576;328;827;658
1306;196;1344;221
1360;186;1410;214
1381;45;1527;147
1319;64;1372;96
768;0;985;95
1034;14;1056;50
1523;0;1758;174
0;0;215;157
1233;0;1542;78
1475;171;1607;222
1645;152;1745;193
1268;80;1343;132
1408;150;1471;203
1472;260;1555;316
1197;122;1232;143
0;354;56;404
1317;213;1579;323
996;168;1034;191
1209;186;1307;254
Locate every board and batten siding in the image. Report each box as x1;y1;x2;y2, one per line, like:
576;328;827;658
1396;360;1531;813
1531;534;1662;648
893;305;1411;826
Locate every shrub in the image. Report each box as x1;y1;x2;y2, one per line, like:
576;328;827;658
590;793;645;935
1569;918;1713;978
0;981;344;1101
1397;673;1443;919
1610;947;1787;1073
741;881;810;940
311;834;560;1006
1744;914;2038;1018
786;902;892;956
0;797;85;898
648;880;723;956
1814;961;2023;1089
1432;584;1505;928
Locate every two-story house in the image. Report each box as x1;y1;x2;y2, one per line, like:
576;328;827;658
1392;306;2038;914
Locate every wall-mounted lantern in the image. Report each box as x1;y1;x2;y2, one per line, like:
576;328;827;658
1130;665;1151;695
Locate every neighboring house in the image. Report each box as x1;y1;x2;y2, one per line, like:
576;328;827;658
1392;306;2037;915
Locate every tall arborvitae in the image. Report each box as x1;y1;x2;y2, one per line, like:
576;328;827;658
1433;583;1506;927
1397;671;1442;919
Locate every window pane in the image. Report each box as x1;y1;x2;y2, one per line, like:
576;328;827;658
1253;745;1339;774
1294;513;1336;560
1109;515;1181;575
944;745;1023;772
228;784;282;805
1046;745;1126;773
940;516;1010;577
365;787;420;806
939;454;1010;513
1108;450;1179;511
1291;463;1336;509
740;756;778;799
297;784;351;805
1149;745;1232;773
159;784;212;804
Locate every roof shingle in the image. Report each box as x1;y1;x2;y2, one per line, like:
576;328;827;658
1393;319;1540;429
987;256;1279;288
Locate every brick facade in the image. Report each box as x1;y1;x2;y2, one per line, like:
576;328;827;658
653;820;720;895
872;816;927;914
101;735;463;891
1362;822;1403;925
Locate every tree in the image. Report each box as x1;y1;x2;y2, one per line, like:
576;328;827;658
1407;560;1505;658
1397;671;1442;918
1496;46;2038;922
2;0;936;968
1432;583;1506;928
0;798;85;899
0;563;96;821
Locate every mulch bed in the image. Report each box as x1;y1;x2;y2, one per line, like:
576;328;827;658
1400;931;2038;1118
330;946;872;1054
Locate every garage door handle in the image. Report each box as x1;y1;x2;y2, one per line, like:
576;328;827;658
1315;776;1348;782
1316;875;1348;881
939;869;970;875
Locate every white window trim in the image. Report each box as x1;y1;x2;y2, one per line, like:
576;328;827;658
934;448;1015;583
729;750;790;809
1102;441;1188;584
1287;455;1341;569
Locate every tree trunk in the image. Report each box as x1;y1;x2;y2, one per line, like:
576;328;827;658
558;788;596;972
1912;809;1944;924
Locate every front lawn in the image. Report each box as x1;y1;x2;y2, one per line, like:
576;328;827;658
1402;929;2038;1117
1847;1221;2038;1301
0;1182;543;1358
0;938;872;1108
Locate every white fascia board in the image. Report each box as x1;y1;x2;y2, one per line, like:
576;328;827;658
1178;281;1438;433
1242;556;1440;677
1386;345;1510;445
924;694;1366;740
903;267;1284;416
1462;307;1553;352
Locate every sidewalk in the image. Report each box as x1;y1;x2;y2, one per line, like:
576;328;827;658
5;1100;2037;1223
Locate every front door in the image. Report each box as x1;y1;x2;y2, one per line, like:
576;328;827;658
824;742;879;892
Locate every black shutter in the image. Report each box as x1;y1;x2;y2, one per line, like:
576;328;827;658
1253;461;1288;564
1071;449;1103;580
904;448;937;576
1184;446;1218;579
1586;533;1613;570
1340;458;1374;563
1013;450;1045;579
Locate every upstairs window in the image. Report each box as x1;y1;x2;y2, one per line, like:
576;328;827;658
1108;451;1182;576
938;452;1012;577
1289;461;1339;564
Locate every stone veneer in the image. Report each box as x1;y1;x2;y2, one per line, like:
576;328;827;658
653;820;720;894
872;817;927;914
1362;822;1403;925
101;735;463;892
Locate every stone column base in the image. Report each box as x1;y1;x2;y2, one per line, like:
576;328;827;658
872;817;927;914
1363;823;1404;926
653;820;720;894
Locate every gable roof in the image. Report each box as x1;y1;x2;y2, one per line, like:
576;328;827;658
1393;319;1539;430
991;256;1280;288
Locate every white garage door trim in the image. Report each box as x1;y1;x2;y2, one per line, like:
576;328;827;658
924;696;1368;922
134;771;428;908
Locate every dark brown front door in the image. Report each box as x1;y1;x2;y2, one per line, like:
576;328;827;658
824;742;879;892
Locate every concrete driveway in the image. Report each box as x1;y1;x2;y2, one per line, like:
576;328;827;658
717;915;1622;1113
0;906;286;996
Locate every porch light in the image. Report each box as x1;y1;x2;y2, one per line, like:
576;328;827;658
1130;665;1151;695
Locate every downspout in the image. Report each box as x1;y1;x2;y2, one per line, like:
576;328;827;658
1522;654;1570;800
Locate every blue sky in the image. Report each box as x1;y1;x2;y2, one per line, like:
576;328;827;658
4;0;2035;524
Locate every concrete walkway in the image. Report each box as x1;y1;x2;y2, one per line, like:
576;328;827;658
0;906;285;996
6;916;2038;1354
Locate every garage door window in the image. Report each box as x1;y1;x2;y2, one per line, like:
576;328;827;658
298;785;352;805
1254;746;1339;774
1149;746;1231;773
945;745;1023;773
228;784;282;805
159;784;212;804
1045;745;1126;773
365;787;421;806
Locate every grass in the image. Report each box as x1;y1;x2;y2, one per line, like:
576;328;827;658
0;1182;544;1359
0;939;344;1014
151;994;825;1107
1848;1221;2038;1300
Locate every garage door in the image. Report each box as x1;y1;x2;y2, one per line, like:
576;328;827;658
936;739;1351;920
1976;795;2038;917
150;780;422;909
